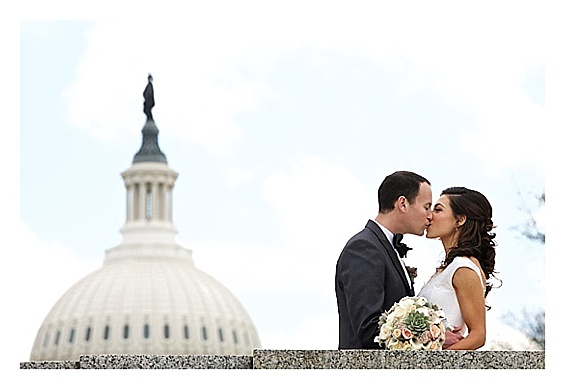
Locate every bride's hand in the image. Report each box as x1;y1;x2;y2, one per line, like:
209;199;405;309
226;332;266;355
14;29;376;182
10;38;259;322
443;326;464;349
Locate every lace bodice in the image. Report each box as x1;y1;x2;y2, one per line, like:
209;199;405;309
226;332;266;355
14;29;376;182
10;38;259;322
418;257;485;335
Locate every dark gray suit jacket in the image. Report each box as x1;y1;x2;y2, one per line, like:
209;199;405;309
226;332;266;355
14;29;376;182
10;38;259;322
335;220;415;349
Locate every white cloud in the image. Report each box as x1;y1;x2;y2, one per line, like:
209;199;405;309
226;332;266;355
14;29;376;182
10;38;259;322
260;314;338;350
481;311;542;351
264;156;374;243
263;156;377;287
9;222;100;362
62;19;274;155
177;157;375;348
534;205;545;234
224;167;261;188
189;156;376;295
62;3;544;165
188;240;292;295
459;92;546;171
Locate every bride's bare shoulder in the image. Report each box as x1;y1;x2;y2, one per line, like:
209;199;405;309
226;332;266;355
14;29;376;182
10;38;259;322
456;256;486;284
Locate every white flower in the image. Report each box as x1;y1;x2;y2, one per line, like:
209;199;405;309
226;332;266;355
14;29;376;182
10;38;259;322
393;307;406;319
410;338;423;350
416;307;428;315
398;297;415;310
379;324;392;340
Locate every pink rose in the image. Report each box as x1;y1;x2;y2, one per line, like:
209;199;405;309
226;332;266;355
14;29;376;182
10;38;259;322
401;327;413;340
420;330;431;344
430;324;441;339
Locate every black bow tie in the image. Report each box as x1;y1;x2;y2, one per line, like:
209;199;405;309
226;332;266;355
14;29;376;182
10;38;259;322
393;234;412;258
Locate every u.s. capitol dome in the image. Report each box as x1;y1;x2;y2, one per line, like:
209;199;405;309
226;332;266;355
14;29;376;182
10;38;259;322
29;77;261;361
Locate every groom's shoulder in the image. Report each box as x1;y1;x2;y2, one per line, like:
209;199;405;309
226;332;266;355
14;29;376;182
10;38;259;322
344;221;381;246
360;219;381;237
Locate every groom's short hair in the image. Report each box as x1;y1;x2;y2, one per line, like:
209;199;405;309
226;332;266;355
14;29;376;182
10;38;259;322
378;171;430;213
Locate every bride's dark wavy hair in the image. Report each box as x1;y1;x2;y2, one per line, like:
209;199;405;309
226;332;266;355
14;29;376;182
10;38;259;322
440;187;500;298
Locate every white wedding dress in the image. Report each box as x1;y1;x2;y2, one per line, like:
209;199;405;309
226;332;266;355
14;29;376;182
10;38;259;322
418;256;485;336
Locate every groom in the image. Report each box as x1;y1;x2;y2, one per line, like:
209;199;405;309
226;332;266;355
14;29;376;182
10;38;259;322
335;171;433;349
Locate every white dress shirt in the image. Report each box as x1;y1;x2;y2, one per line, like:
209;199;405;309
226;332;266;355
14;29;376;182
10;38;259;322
374;220;412;285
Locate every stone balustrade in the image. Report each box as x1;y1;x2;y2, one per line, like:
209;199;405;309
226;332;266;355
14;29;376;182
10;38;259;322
20;350;544;369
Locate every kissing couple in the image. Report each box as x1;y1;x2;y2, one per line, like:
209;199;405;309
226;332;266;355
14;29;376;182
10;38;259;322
335;170;498;350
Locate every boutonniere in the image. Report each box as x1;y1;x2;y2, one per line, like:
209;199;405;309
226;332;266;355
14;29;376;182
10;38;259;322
406;266;417;283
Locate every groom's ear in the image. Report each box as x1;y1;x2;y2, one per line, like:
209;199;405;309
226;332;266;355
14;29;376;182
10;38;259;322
396;196;408;212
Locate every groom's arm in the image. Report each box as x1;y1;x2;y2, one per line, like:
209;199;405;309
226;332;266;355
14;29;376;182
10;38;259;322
339;239;385;348
443;326;464;349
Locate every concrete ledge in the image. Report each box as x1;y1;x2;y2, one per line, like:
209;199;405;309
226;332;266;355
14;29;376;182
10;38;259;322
20;350;544;369
20;354;252;369
20;361;79;369
253;350;384;369
253;350;545;369
79;354;252;369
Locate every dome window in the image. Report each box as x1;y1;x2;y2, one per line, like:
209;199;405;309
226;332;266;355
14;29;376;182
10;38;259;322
164;324;170;339
218;328;224;342
183;325;189;339
202;326;208;341
104;325;110;340
143;324;150;339
68;328;75;343
54;330;60;346
123;324;130;339
85;326;91;342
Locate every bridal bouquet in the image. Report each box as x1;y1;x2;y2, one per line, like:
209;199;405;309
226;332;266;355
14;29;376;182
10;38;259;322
376;296;448;350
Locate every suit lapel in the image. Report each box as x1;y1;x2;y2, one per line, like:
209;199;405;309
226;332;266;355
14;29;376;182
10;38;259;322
365;220;414;295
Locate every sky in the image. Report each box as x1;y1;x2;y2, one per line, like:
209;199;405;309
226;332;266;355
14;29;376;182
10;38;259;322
3;0;564;384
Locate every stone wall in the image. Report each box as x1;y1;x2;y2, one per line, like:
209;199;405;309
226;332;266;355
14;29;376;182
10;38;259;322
20;350;544;369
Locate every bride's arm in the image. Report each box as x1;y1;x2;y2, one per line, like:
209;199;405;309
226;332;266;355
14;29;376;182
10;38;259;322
446;267;486;350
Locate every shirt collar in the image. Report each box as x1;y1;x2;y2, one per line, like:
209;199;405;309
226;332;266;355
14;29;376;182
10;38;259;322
374;220;394;246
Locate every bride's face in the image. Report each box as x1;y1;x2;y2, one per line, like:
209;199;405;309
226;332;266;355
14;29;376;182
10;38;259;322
426;195;458;240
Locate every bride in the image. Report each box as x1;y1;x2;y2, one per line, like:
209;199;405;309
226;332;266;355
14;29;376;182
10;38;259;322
418;187;498;350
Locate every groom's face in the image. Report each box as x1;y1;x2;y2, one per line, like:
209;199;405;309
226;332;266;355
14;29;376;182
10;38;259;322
404;182;433;235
